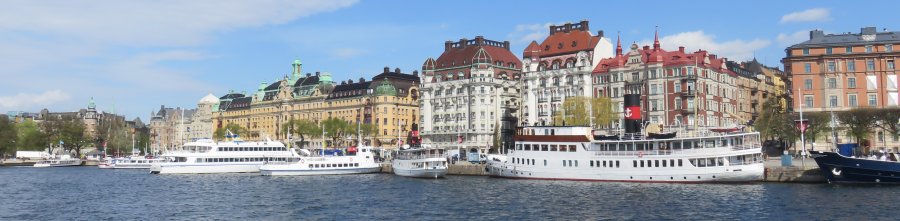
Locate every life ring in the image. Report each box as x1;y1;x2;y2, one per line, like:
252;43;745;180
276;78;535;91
638;151;644;158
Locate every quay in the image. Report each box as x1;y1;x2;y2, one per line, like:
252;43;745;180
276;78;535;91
379;162;487;176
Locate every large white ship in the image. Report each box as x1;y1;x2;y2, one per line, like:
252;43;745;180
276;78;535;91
150;138;294;174
392;145;448;179
259;146;381;176
33;155;82;168
487;94;763;183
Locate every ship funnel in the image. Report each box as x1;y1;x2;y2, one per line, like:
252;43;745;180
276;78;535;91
623;94;641;134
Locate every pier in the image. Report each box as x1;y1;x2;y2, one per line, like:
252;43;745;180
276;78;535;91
762;158;825;183
379;162;487;176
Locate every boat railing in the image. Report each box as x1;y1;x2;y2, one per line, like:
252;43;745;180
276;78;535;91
263;161;292;165
590;144;761;157
396;154;447;161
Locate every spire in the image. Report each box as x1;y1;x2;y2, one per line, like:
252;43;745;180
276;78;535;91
653;26;660;50
615;31;623;56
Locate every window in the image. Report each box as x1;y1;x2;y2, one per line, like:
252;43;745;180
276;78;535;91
848;77;856;88
867;60;875;71
804;79;813;90
848;60;856;71
869;94;877;106
827;78;836;89
849;94;858;107
846;46;852;53
827;61;836;72
804;63;811;73
826;47;833;54
889;60;895;70
804;95;814;108
866;45;873;53
888;45;894;52
829;95;838;107
802;48;810;55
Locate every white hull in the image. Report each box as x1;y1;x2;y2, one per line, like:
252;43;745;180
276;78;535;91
488;157;764;183
392;159;448;178
33;159;82;167
150;162;264;174
261;166;381;176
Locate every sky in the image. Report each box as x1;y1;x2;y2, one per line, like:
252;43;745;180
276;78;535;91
0;0;896;121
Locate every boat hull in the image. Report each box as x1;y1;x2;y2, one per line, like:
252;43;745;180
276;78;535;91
33;160;82;168
392;167;448;178
486;161;763;183
260;166;381;176
150;163;263;174
811;151;900;184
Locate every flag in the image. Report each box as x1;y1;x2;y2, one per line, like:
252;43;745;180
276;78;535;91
458;135;463;144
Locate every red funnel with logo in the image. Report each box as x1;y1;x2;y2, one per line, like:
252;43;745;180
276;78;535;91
624;94;641;134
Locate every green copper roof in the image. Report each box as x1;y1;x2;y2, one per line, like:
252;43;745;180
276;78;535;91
293;58;302;66
375;81;397;96
319;72;333;84
88;97;96;109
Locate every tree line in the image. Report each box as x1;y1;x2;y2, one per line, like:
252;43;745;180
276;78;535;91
213;117;378;149
754;96;900;154
0;116;148;158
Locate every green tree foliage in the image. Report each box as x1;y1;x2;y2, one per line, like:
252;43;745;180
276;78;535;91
15;120;47;151
281;119;321;148
358;122;378;146
59;120;89;157
214;123;248;141
322;118;353;148
0;116;17;157
754;96;785;140
551;96;616;127
874;107;900;137
836;108;877;151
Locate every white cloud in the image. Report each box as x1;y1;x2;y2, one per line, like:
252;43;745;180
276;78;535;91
777;31;809;46
0;90;71;110
640;30;771;62
780;8;831;24
508;22;558;44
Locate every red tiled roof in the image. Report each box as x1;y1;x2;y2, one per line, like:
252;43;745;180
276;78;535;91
593;45;735;76
525;21;601;58
429;36;522;80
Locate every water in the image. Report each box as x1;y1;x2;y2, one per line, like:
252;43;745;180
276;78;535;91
1;167;898;220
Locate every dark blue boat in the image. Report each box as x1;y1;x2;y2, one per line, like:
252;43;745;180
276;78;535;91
810;151;900;184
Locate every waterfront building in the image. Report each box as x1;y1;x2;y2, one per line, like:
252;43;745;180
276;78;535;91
782;27;900;151
419;36;522;153
521;20;614;126
10;98;132;154
592;31;741;129
149;94;216;152
212;59;419;149
726;59;790;123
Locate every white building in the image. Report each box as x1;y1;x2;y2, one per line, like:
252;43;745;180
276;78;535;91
521;20;614;126
420;36;523;153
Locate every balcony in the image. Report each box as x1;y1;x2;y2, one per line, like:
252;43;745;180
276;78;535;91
679;90;696;97
682;108;695;114
538;112;549;117
551;97;562;102
681;74;697;81
538;98;548;103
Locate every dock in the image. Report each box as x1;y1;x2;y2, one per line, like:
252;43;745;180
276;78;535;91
379;162;487;176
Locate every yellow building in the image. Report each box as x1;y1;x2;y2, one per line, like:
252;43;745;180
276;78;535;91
212;60;420;149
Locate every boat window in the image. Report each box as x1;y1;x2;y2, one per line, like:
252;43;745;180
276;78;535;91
683;141;692;149
602;161;607;167
616;161;620;168
662;160;667;167
717;158;724;166
562;160;567;167
541;145;548;151
569;145;576;152
590;160;594;167
574;160;578;167
671;141;681;149
633;160;637;168
705;140;715;148
655;160;659;167
516;144;522;150
544;160;547;166
551;145;558;151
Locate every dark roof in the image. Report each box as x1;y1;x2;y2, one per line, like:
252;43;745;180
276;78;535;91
374;71;420;82
789;27;900;48
264;82;280;91
327;81;372;100
294;75;321;87
221;97;252;110
219;93;245;100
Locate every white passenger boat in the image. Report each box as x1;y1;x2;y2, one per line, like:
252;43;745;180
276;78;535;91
392;145;448;178
259;146;381;176
99;156;165;169
33;155;82;167
486;126;764;183
150;138;294;174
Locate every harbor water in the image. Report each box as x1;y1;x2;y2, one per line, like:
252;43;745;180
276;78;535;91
1;167;898;220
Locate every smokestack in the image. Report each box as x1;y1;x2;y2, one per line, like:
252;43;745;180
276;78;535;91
623;94;641;134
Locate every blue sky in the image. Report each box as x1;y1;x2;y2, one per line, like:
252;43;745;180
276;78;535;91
0;0;896;120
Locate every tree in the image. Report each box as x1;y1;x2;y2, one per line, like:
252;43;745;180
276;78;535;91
359;122;378;146
551;96;616;127
281;119;321;148
322;118;353;148
836;108;877;153
754;96;785;140
214;123;248;141
802;112;832;145
874;107;900;140
15;120;47;151
0;116;17;158
59;120;89;157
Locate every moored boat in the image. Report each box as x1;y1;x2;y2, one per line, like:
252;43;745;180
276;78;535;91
34;155;82;167
392;145;448;178
810;151;900;184
149;138;294;174
259;146;381;176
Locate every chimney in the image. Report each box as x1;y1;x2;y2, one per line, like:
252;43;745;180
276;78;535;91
359;77;365;83
394;67;401;73
445;40;453;51
643;45;650;51
678;46;685;53
709;54;717;60
580;20;589;31
475;36;484;45
413;70;419;76
315;71;320;76
549;24;558;34
809;29;825;39
348;79;354;84
503;41;510;49
460;38;468;48
341;80;346;85
861;26;876;35
384;67;390;73
306;73;311;77
597;30;604;38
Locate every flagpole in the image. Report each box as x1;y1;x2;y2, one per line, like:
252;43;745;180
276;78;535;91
798;87;806;168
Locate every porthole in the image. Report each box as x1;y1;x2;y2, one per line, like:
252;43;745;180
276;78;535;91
630;176;633;179
713;175;716;178
670;177;674;180
697;176;701;179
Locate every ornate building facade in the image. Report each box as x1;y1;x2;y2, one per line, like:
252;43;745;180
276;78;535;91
522;20;614;126
592;31;741;130
149;94;216;152
419;36;522;153
211;59;420;149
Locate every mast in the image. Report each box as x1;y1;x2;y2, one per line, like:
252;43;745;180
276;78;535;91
180;108;185;151
798;87;806;167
